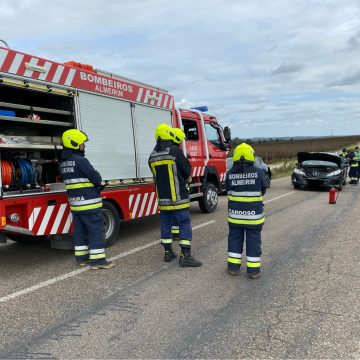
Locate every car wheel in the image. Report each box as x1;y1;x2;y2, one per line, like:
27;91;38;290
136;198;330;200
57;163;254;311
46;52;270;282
103;201;121;247
199;182;218;213
265;172;271;188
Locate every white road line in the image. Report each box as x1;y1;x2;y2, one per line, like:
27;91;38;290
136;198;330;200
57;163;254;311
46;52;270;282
0;191;294;304
264;191;294;204
0;220;216;304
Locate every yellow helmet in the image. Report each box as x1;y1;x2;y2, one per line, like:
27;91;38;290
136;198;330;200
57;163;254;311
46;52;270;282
233;143;255;162
154;123;174;141
62;129;88;149
172;128;186;144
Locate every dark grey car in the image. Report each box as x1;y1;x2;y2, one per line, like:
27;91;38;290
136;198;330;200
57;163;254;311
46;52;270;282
291;152;348;190
226;156;271;188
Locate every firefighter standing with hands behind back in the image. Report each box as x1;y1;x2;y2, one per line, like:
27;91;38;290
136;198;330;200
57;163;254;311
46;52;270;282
226;143;266;279
60;129;114;270
149;124;201;267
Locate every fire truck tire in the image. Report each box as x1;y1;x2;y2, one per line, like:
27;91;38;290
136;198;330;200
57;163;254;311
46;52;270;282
6;234;47;243
199;182;218;213
103;201;121;247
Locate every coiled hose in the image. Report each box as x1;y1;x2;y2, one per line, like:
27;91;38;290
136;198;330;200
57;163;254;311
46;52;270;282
16;159;35;185
1;160;13;186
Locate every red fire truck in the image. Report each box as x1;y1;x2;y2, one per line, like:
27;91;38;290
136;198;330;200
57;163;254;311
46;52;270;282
0;43;230;247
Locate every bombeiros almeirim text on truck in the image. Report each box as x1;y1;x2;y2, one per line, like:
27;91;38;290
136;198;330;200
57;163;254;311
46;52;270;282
0;40;231;248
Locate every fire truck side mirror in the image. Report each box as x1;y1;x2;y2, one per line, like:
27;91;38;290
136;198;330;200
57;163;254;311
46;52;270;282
223;127;231;144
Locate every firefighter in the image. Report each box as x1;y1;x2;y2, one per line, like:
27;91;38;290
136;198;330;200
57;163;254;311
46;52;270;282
170;127;190;241
339;148;349;180
348;147;359;184
355;146;360;179
339;148;347;159
226;143;267;279
60;129;114;269
149;124;201;267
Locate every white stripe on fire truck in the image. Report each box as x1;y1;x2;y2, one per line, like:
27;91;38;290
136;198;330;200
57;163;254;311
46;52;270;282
24;57;40;77
152;198;159;214
138;192;149;218
28;207;41;231
157;93;163;107
52;65;64;83
38;61;52;80
144;89;150;103
50;204;67;235
168;96;174;109
64;68;76;86
136;87;144;103
163;95;169;109
145;192;155;216
8;53;24;74
37;206;55;236
62;212;73;234
132;194;141;219
129;194;134;208
0;49;9;68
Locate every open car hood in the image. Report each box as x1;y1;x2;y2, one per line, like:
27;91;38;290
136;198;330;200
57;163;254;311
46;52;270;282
297;152;342;167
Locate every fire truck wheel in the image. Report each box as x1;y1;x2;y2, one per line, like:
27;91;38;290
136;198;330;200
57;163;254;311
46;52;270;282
199;182;218;213
103;201;121;247
6;234;47;243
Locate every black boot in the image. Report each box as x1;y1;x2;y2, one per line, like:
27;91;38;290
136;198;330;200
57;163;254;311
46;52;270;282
179;253;202;267
164;249;176;262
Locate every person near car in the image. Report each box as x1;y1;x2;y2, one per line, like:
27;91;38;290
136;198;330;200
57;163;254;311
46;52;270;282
148;124;202;267
169;127;192;242
226;143;266;279
339;148;349;179
355;146;360;179
347;147;359;184
60;129;115;270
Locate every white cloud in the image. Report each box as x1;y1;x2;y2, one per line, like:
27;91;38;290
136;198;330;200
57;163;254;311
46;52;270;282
1;0;360;138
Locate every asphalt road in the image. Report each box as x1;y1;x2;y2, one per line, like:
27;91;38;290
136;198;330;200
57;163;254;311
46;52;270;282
0;176;359;359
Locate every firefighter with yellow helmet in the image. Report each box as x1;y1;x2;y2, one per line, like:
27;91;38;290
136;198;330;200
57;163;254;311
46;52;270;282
149;124;201;267
226;143;267;279
60;129;114;270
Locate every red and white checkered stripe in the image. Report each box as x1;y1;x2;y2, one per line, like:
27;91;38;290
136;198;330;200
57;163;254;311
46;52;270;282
129;192;158;219
191;166;205;177
28;204;72;235
135;87;174;109
0;49;76;87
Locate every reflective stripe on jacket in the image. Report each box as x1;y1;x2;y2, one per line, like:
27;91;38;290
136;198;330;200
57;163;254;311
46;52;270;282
60;148;103;213
148;140;191;211
226;161;267;228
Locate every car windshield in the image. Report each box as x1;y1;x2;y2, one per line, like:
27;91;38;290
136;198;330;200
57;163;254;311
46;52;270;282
301;160;338;167
227;156;264;170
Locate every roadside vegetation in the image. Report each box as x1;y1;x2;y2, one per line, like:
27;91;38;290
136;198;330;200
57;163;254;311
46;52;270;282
228;135;360;179
229;135;360;163
270;160;297;179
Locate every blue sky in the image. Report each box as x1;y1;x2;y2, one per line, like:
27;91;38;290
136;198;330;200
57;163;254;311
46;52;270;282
1;0;360;138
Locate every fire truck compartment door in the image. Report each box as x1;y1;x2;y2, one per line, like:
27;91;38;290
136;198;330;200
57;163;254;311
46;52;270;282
133;104;172;179
77;92;136;180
